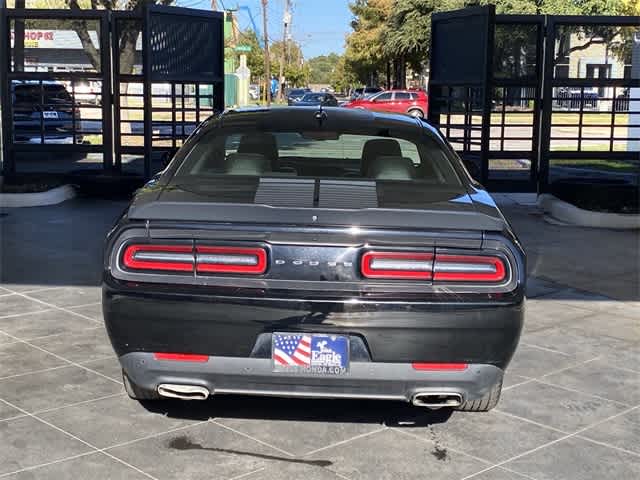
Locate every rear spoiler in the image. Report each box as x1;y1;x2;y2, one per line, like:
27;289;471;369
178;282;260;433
128;202;506;232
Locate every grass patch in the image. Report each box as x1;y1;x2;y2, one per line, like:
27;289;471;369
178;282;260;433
552;158;639;172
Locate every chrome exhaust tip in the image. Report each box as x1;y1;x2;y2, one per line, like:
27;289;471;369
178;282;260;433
157;384;210;400
411;392;463;409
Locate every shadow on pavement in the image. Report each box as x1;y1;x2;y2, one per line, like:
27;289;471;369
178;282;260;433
141;394;454;428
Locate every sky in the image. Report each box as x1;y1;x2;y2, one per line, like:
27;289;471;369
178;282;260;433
176;0;352;59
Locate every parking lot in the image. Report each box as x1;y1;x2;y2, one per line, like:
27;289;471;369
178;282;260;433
1;195;638;480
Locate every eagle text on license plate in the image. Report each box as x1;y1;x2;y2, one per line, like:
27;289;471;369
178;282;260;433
272;333;349;375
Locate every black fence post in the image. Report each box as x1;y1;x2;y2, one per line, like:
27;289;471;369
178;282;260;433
101;10;114;173
142;2;152;180
479;4;496;186
0;1;12;176
539;15;555;194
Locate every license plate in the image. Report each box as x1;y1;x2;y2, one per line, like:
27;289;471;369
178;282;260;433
272;333;349;375
42;111;59;119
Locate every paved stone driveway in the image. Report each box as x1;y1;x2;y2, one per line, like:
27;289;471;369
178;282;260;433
0;196;638;479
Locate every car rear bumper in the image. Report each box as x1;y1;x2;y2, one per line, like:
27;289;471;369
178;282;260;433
104;287;523;368
120;352;504;403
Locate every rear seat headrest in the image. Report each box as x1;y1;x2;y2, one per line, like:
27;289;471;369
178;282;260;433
367;155;416;180
238;133;279;171
225;153;270;175
361;139;402;175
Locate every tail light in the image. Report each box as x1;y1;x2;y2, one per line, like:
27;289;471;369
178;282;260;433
196;246;267;274
433;255;506;282
360;251;507;283
122;244;194;272
361;251;433;280
121;244;267;275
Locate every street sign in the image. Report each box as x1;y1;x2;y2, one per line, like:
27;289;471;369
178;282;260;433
235;45;252;52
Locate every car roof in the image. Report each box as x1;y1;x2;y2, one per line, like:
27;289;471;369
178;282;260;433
206;107;440;138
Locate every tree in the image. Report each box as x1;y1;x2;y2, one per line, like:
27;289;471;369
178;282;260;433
307;53;341;84
341;0;631;89
270;39;307;87
331;54;358;93
344;0;394;85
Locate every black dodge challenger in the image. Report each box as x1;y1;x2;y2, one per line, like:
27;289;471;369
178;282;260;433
103;107;525;412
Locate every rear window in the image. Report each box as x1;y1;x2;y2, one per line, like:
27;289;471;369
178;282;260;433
173;130;462;186
302;93;324;101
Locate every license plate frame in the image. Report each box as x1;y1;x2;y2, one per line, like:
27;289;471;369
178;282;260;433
272;332;350;375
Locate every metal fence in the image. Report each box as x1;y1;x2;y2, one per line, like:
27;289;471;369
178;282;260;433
429;6;640;193
0;5;224;179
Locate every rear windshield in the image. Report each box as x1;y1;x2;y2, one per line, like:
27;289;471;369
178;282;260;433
302;93;324;101
173;130;462;186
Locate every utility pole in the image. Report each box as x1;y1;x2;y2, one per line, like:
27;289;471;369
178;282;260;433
211;0;218;10
262;0;270;106
278;0;291;101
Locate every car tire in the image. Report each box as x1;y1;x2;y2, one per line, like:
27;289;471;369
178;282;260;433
456;378;502;412
122;370;160;401
408;108;424;119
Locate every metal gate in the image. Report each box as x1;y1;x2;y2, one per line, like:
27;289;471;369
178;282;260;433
427;6;496;187
113;4;224;178
1;8;113;176
429;7;640;193
1;4;224;179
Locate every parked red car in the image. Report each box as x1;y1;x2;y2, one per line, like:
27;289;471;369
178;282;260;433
343;90;429;118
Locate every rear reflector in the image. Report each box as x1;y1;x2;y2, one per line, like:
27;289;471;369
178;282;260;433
196;246;267;274
433;254;506;282
412;363;468;371
361;251;433;279
122;245;194;272
154;353;209;363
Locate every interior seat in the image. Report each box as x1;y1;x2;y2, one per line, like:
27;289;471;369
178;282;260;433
366;155;416;180
225;153;270;176
361;139;402;176
237;133;279;171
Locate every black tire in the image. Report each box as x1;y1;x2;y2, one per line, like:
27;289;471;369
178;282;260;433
122;370;160;401
456;378;503;412
408;108;424;119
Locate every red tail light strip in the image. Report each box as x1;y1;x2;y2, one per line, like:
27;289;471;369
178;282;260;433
412;363;468;371
196;246;267;274
122;245;194;272
154;353;209;363
433;255;506;282
361;251;434;279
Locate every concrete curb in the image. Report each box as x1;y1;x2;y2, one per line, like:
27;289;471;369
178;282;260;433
537;193;640;230
0;184;76;208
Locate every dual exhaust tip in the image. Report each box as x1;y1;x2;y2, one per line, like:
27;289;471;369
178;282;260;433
411;392;463;409
157;384;464;408
157;384;210;400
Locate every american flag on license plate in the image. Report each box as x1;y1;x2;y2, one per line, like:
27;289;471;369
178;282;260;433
273;334;312;366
